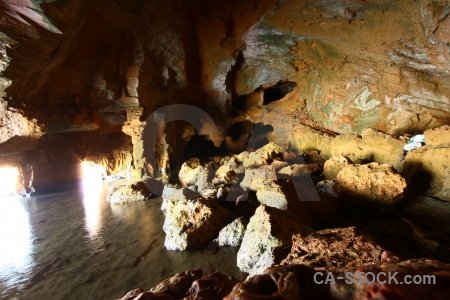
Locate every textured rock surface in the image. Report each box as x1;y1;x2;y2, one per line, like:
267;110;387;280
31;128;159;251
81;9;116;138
237;205;312;275
217;217;248;247
212;165;237;186
240;165;277;192
336;163;408;205
107;179;151;204
163;198;231;250
323;155;352;180
403;145;450;201
281;227;400;270
256;180;289;210
423;125;450;147
242;142;283;168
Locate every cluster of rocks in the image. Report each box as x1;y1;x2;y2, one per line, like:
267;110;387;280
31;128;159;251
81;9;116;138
115;125;450;299
119;258;450;299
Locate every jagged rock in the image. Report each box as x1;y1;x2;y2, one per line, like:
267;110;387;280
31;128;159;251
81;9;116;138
316;180;339;198
217;217;248;247
106;179;151;204
256;180;289;210
270;160;289;172
423;125;450;147
184;272;236;300
336;162;407;205
281;227;400;270
237;205;312;275
161;186;201;212
240;165;277;192
331;259;450;300
242;142;284;168
150;270;203;298
403;146;450;201
212;165;237;185
323;155;352;180
278;163;322;179
225;265;329;300
163;198;231;250
179;158;204;187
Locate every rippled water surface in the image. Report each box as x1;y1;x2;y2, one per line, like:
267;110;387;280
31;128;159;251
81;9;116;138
0;182;244;299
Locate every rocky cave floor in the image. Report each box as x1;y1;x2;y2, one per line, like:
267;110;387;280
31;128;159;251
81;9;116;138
110;126;450;300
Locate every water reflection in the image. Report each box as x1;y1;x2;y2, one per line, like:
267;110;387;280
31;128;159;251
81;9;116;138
81;162;105;243
0;196;34;295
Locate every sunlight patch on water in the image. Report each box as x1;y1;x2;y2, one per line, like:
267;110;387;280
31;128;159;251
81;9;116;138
81;161;104;240
0;196;34;293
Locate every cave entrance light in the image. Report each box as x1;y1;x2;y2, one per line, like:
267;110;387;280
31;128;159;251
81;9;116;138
0;167;18;197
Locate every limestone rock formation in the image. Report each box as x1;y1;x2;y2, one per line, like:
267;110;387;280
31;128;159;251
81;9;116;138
256;180;289;210
236;205;312;275
403;145;450;201
161;185;201;212
217;217;248;247
149;270;203;299
106;179;152;204
277;163;322;179
323;155;352;180
240;165;277;192
212;165;237;186
163;198;231;250
242;142;284;168
336;162;408;205
281;227;400;270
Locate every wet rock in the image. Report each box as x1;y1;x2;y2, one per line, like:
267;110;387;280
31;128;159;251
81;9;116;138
242;142;284;168
107;179;151;204
240;165;277;192
163;198;231;250
119;288;171;300
256;180;289;210
323;155;352;180
212;165;237;186
316;180;339;198
184;272;236;300
336;162;407;205
217;217;248;247
237;205;312;275
150;270;203;298
281;227;400;270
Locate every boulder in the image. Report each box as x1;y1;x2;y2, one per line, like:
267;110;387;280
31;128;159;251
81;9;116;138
163;198;231;250
240;165;277;192
336;162;407;205
331;259;450;300
184;272;236;300
323;155;352;180
106;179;151;204
237;205;312;275
243;142;284;168
225;265;327;300
316;180;339;198
150;270;203;299
403;146;450;201
281;227;400;270
278;163;322;179
217;217;248;247
212;165;237;186
256;180;289;210
161;186;201;212
179;158;204;187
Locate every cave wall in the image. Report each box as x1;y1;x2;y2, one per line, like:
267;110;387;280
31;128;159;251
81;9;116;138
0;0;449;187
